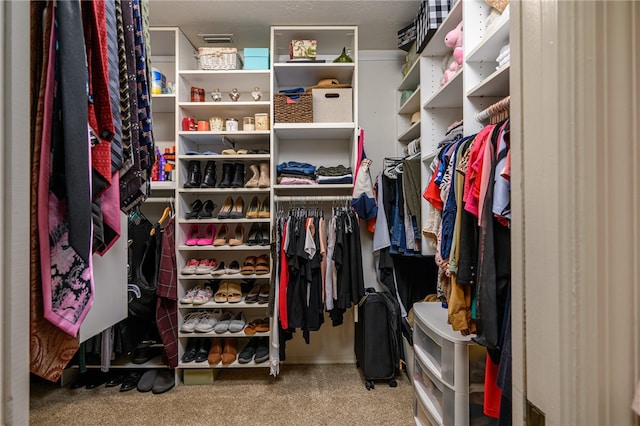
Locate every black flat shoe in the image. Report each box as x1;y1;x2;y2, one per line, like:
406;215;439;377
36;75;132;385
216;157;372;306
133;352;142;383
85;372;107;389
195;339;212;363
152;370;175;394
119;371;142;392
185;199;203;219
105;372;126;388
181;338;198;363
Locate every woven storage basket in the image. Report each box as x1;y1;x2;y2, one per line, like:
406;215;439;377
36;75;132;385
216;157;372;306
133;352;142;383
274;93;313;123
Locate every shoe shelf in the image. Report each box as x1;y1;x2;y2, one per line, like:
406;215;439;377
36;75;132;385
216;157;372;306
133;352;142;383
178;188;271;194
179;217;271;224
178;358;269;370
179;274;268;281
178;154;271;161
174;30;276;380
178;244;270;251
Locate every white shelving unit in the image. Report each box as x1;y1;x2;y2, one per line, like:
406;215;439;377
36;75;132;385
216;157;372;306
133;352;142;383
410;0;510;256
148;27;277;383
270;26;359;199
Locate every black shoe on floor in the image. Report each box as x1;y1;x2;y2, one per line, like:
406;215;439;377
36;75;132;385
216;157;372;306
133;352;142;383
152;370;175;394
119;371;142;392
85;371;107;389
69;373;88;390
137;370;159;392
105;372;126;388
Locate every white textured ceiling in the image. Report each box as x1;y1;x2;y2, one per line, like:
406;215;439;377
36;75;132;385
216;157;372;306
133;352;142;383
148;0;420;51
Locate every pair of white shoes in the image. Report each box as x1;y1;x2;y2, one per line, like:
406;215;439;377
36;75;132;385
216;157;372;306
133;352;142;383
181;309;223;333
180;286;213;305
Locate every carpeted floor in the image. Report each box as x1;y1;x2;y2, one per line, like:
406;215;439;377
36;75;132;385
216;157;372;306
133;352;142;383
30;364;415;425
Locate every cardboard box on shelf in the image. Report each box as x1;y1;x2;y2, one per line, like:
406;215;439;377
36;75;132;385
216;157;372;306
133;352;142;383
312;88;353;123
243;48;269;70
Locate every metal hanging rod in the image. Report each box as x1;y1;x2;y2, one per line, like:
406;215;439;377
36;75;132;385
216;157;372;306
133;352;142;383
475;95;510;122
274;195;351;203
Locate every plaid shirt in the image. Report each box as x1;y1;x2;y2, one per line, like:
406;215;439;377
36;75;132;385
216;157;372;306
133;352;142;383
156;217;178;368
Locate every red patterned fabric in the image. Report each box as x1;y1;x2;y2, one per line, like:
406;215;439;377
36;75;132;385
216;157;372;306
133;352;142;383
83;0;114;192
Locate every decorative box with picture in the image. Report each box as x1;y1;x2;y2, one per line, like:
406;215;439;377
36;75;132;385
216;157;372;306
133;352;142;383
289;40;317;60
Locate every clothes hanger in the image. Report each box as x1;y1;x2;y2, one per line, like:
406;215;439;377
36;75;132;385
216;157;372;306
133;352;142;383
150;207;172;236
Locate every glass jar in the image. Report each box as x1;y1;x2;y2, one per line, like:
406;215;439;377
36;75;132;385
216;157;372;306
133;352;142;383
209;116;224;131
242;117;255;131
225;118;238;132
254;113;269;130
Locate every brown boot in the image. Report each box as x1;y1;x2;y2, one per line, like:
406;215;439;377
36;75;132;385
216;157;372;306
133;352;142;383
244;164;259;188
258;162;270;188
207;338;223;365
221;338;238;365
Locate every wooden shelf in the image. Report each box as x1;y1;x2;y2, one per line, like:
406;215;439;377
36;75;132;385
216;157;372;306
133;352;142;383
273;123;355;140
467;64;510;97
398;120;421;143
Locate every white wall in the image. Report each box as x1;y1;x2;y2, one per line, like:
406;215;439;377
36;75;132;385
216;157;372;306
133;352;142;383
2;1;30;424
285;52;404;363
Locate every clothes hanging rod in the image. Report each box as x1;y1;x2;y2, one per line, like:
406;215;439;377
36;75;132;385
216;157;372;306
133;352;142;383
475;95;510;122
274;195;351;202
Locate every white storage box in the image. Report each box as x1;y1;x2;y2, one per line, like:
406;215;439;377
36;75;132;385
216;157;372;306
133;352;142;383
197;47;242;70
312;88;353;122
413;303;486;390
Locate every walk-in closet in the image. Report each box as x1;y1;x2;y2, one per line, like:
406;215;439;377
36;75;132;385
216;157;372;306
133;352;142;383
2;1;639;425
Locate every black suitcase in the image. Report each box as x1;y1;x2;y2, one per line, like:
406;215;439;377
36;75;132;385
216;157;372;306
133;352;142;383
354;288;402;390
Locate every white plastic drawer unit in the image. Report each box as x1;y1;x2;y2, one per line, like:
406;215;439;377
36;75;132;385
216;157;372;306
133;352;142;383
412;303;486;391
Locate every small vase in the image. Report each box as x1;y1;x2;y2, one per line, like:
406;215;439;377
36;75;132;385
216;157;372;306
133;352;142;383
210;88;222;102
251;87;262;101
333;47;353;63
229;88;240;101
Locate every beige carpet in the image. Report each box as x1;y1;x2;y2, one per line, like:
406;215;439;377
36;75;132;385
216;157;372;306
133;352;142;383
30;364;415;425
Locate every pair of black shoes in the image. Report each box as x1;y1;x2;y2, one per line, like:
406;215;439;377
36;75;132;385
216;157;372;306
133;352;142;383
246;223;269;246
238;337;269;364
136;369;175;394
184;160;218;188
218;162;245;188
70;370;108;390
181;338;211;363
185;199;216;219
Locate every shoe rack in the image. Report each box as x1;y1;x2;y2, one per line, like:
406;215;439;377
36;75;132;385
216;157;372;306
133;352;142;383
151;27;275;381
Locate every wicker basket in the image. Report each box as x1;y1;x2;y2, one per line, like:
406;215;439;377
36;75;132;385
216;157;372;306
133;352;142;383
274;93;313;123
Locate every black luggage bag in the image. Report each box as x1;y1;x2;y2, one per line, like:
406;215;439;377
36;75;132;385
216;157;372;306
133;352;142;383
354;287;402;390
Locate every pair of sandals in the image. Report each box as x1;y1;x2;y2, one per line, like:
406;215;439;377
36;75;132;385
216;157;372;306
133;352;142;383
214;282;242;303
244;283;270;304
240;254;270;275
243;318;270;335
